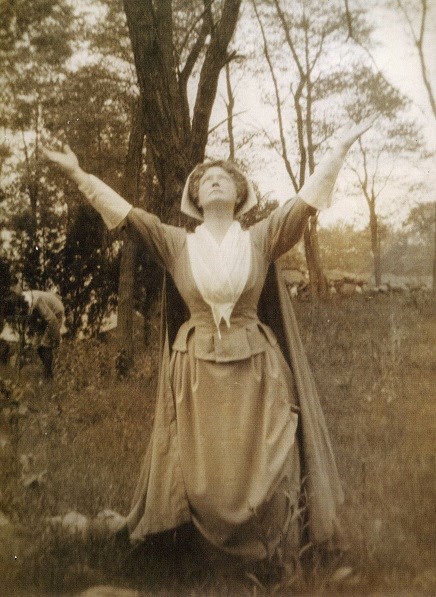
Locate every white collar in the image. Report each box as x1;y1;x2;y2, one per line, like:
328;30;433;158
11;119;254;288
187;222;251;332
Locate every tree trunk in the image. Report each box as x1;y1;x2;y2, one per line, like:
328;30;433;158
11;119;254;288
304;216;328;300
369;203;381;286
225;63;236;161
117;236;136;372
117;1;241;369
123;0;242;221
116;98;146;373
433;201;436;293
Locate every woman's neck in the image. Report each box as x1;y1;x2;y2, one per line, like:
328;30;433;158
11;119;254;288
202;204;235;244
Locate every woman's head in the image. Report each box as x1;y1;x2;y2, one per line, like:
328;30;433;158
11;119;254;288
187;160;249;215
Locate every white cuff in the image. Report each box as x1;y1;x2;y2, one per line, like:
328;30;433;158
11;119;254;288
76;173;132;229
300;192;333;211
298;150;346;211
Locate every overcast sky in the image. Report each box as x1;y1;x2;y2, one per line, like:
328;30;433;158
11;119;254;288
207;3;436;229
326;4;435;227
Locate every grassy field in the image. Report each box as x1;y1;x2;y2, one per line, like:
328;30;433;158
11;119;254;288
0;291;434;596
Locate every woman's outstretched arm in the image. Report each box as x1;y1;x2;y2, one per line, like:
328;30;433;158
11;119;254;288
42;144;184;269
298;117;375;210
251;117;376;261
42;145;132;229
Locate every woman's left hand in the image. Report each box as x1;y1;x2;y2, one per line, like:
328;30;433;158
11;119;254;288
338;116;377;150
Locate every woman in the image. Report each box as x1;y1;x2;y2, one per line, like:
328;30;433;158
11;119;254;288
43;118;373;563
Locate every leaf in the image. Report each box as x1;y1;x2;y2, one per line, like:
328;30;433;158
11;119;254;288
245;572;266;591
22;470;47;488
17;403;29;417
330;566;354;583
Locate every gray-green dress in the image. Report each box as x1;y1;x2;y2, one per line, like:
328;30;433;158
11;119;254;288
125;197;338;559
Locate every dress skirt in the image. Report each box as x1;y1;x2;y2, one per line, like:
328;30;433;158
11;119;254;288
170;334;301;560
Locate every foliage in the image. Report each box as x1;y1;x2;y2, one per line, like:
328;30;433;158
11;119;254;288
121;0;243;218
0;1;137;337
0;257;12;296
0;0;433;341
318;224;372;273
404;201;435;243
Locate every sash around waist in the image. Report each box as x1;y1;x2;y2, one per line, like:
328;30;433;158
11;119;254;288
172;318;278;362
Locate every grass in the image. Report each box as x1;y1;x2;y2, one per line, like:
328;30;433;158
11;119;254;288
295;291;435;593
0;291;435;596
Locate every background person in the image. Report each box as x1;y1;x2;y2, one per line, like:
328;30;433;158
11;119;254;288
9;284;64;379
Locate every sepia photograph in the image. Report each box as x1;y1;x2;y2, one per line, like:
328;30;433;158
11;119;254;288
0;1;435;595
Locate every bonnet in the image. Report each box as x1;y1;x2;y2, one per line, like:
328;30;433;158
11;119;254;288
180;162;258;221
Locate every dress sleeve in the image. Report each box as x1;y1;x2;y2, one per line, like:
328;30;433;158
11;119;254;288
125;209;185;272
251;196;316;262
76;173;132;229
75;172;184;271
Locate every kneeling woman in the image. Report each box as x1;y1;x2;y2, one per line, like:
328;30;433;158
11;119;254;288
43;118;372;561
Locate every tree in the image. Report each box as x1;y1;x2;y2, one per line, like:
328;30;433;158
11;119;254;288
122;0;242;220
400;201;435;280
405;202;435;242
0;0;75;290
84;0;147;366
97;0;240;369
318;224;372;273
116;96;146;369
342;65;423;285
393;0;436;291
0;1;138;336
0;257;12;297
251;0;372;298
94;0;242;368
394;0;435;119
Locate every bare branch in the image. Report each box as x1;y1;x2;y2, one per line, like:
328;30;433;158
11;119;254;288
344;0;354;39
248;119;290;162
343;1;396;94
207;109;246;136
236;131;257;151
179;1;213;84
190;0;242;164
309;33;326;75
294;78;307;189
252;0;298;191
273;0;304;78
225;63;235;160
357;138;371;206
303;17;315;176
178;4;211;59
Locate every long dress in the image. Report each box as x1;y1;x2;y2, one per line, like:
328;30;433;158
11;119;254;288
124;198;326;560
76;172;345;561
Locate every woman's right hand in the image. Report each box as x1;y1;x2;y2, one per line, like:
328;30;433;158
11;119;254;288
42;144;82;179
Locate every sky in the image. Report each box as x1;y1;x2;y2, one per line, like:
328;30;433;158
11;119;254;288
207;2;436;230
372;3;436;119
326;3;436;227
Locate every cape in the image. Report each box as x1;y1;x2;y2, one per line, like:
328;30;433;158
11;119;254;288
126;263;345;548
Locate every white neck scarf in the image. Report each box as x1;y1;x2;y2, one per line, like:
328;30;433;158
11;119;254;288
187;221;251;332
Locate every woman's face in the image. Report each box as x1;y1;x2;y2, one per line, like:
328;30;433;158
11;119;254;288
198;166;237;210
